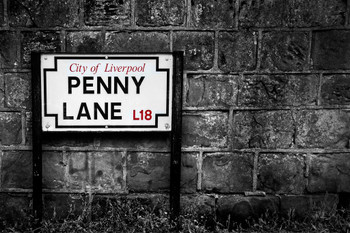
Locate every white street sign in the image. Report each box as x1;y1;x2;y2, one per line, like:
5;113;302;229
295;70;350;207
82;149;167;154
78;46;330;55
40;54;173;131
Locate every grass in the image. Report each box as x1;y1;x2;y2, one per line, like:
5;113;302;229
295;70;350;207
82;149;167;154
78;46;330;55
1;196;350;233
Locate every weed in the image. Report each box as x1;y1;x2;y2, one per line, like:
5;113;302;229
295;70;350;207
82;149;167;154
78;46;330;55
1;195;350;233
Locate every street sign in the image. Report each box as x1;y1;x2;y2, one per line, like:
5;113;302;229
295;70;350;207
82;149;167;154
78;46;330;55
32;52;183;224
40;54;173;131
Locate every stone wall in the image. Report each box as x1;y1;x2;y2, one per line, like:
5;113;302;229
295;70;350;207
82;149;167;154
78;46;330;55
0;0;350;222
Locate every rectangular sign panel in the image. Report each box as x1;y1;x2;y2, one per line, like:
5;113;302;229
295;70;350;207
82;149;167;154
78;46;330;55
40;54;173;131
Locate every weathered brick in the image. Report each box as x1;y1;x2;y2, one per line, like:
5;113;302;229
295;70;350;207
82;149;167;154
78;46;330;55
286;0;346;27
233;111;294;149
0;193;30;222
0;0;4;26
312;30;350;70
8;0;32;27
261;32;309;71
321;75;350;105
136;0;185;26
238;0;286;28
90;151;124;193
181;153;198;193
217;195;279;225
43;194;85;220
202;153;253;193
308;154;350;193
22;31;61;67
296;110;350;148
104;153;197;193
0;112;22;145
96;132;170;150
173;32;214;71
238;0;346;28
42;152;65;190
218;31;257;72
185;74;238;108
258;153;305;194
190;0;235;28
2;151;32;189
239;74;318;107
183;112;228;148
67;152;89;191
85;0;131;26
127;152;170;192
9;0;80;28
280;194;338;218
4;73;31;109
42;133;94;147
66;32;103;53
104;31;170;52
0;32;19;68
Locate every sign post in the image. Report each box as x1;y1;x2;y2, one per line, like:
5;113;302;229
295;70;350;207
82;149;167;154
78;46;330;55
170;52;183;221
32;53;43;229
32;52;183;224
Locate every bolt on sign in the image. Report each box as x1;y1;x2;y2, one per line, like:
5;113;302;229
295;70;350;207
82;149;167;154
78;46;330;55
40;54;173;131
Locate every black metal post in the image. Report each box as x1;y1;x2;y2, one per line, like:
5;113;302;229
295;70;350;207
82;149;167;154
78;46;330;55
170;51;184;221
31;52;43;230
